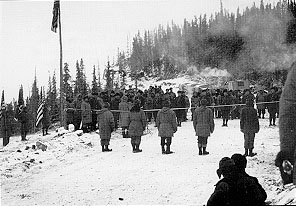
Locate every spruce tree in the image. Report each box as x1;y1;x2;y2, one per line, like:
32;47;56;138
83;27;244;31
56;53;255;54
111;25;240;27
91;65;99;94
1;90;4;106
18;85;24;106
63;62;73;100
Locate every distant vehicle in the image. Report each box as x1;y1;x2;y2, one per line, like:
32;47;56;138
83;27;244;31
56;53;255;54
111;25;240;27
227;80;250;91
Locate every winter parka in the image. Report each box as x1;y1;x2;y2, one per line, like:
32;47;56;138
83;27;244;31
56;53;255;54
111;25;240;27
240;106;259;134
97;108;115;140
127;109;147;137
81;100;92;124
156;107;178;137
193;106;214;137
119;96;130;128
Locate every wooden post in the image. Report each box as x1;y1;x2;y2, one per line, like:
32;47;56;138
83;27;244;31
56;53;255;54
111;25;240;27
58;1;64;127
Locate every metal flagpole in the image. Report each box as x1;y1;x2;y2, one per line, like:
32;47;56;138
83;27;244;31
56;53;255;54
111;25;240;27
58;0;64;127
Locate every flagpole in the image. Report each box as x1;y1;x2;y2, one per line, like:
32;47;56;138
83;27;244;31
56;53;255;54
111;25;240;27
58;0;64;127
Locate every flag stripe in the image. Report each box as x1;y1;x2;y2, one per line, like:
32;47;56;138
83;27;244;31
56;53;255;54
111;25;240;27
51;0;59;33
36;98;45;127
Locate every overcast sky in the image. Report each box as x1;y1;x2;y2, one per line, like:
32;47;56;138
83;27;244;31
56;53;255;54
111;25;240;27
0;0;272;102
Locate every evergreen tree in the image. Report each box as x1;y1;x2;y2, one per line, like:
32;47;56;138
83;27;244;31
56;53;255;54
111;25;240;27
1;90;4;106
63;62;73;101
18;85;24;106
91;65;99;94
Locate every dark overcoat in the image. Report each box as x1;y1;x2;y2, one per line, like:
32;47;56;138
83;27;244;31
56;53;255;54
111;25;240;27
240;106;259;134
156;107;177;137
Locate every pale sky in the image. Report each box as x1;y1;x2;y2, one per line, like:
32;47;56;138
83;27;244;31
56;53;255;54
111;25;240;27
0;0;272;102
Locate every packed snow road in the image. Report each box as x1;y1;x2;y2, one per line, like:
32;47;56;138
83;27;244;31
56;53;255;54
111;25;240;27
1;118;294;205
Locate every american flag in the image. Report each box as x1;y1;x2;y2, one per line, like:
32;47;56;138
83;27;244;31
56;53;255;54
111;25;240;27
51;0;60;33
36;89;45;127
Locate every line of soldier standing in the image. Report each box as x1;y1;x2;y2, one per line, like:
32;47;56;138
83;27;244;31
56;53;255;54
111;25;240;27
64;85;281;155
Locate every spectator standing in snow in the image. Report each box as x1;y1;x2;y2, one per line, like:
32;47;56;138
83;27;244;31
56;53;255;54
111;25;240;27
42;103;50;136
256;89;266;119
175;91;186;127
156;100;178;154
0;104;10;146
119;95;130;138
97;102;115;152
193;99;215;155
81;95;92;133
18;105;28;141
220;89;233;127
231;153;267;205
276;62;296;185
127;100;147;153
240;99;259;157
266;87;279;126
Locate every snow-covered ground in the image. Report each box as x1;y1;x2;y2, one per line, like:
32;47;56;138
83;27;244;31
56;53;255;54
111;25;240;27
1;115;295;205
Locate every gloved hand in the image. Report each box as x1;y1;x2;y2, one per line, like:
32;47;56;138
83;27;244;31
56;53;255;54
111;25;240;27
275;151;294;185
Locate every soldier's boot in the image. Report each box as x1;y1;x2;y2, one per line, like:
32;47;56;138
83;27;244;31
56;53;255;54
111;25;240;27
198;147;202;155
166;145;173;154
202;147;209;155
249;149;257;157
134;144;142;153
243;149;248;156
104;145;112;152
131;143;136;152
101;146;105;152
161;145;166;154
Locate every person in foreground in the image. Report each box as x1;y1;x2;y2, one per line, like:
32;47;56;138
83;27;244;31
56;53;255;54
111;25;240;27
231;153;267;204
207;155;267;206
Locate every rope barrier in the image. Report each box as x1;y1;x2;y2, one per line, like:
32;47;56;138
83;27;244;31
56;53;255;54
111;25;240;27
64;101;280;113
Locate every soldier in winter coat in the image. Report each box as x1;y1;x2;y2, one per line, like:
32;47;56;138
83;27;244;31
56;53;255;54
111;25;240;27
193;99;215;155
119;95;130;138
191;92;200;120
110;93;121;129
127;100;147;153
81;95;92;133
256;90;266;119
42;103;50;136
175;91;186;127
18;105;28;141
275;62;296;185
266;87;279;126
156;100;178;154
240;100;259;157
153;93;162;124
97;102;115;152
0;104;11;146
144;93;154;122
220;90;233;127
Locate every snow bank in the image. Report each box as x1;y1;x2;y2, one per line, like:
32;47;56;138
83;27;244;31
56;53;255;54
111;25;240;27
1;118;295;205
